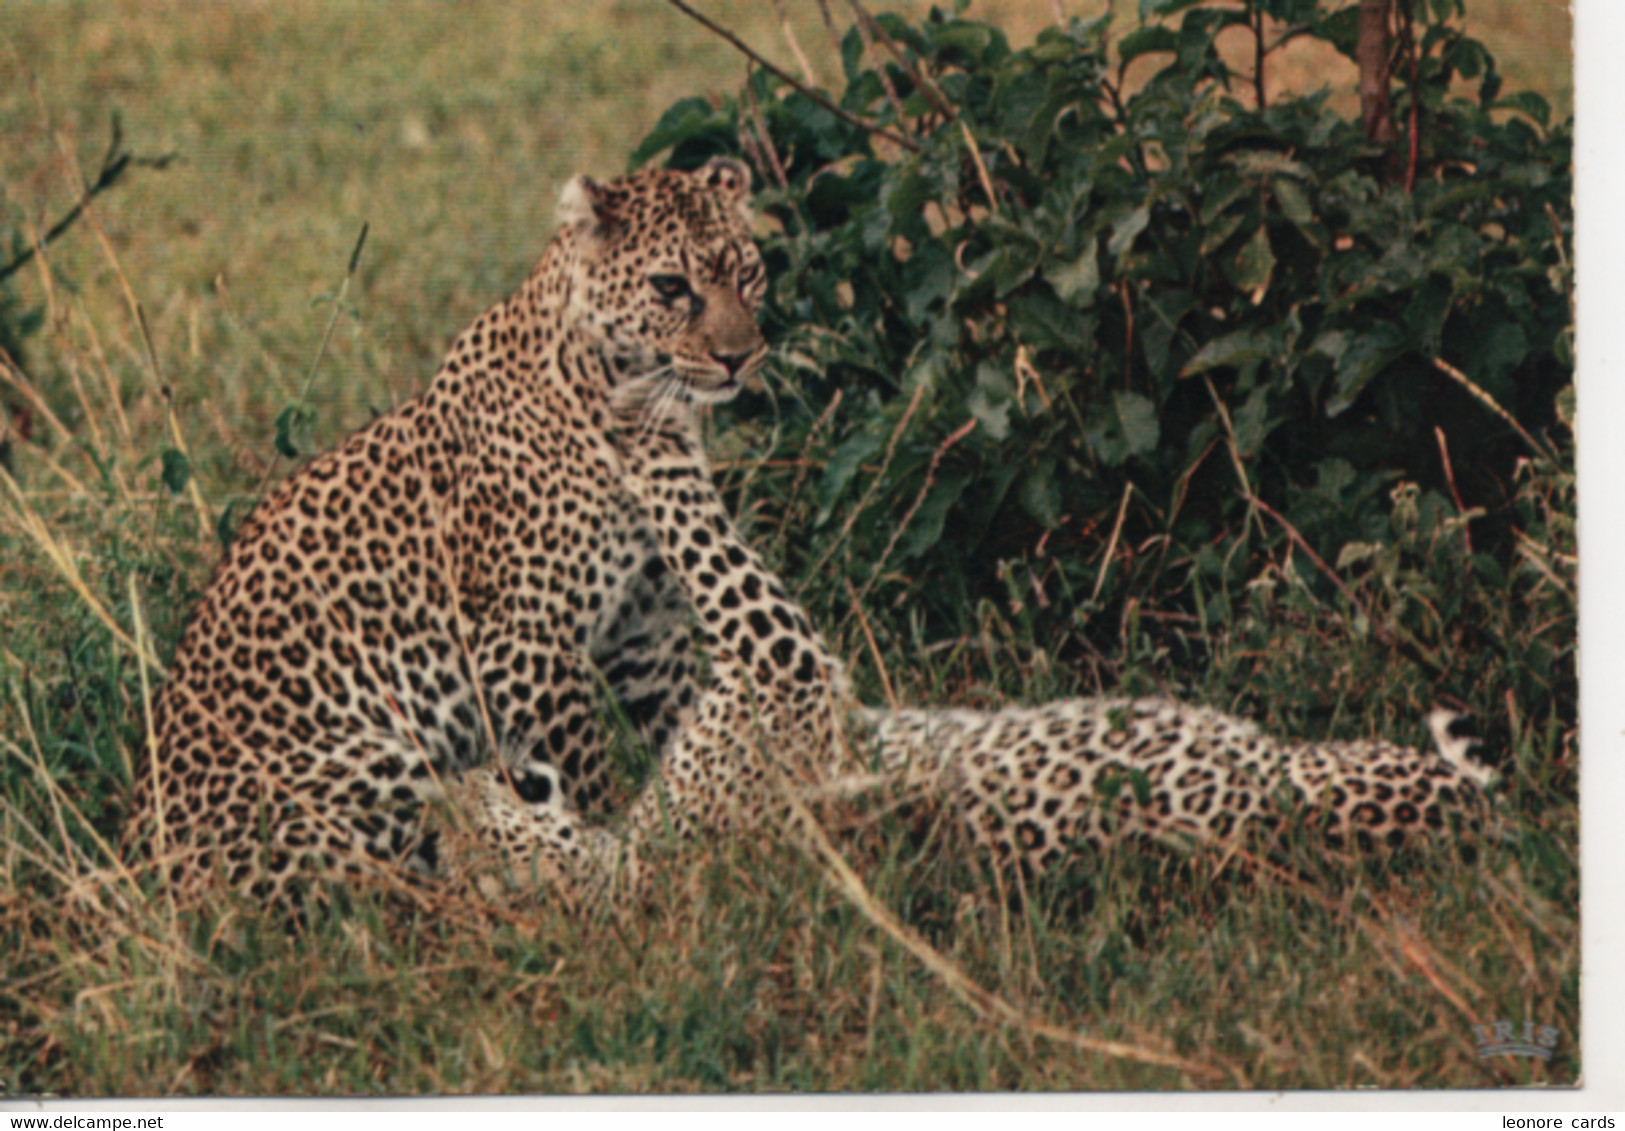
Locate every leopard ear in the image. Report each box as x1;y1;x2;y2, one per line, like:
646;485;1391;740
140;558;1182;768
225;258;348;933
697;157;753;215
556;174;617;235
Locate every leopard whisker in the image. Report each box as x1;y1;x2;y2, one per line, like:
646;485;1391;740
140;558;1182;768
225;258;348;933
634;373;687;444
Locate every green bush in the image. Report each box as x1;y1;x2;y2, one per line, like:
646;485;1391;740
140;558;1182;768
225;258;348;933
633;0;1573;766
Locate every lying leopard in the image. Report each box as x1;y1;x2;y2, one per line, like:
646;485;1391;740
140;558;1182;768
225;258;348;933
584;400;1500;894
412;371;1502;905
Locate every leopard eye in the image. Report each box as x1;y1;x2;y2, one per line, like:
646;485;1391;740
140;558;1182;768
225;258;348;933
649;274;691;301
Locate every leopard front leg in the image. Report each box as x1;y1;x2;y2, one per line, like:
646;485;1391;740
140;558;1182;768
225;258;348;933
608;417;849;845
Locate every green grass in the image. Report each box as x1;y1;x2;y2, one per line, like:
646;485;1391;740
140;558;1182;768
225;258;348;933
0;0;1575;1097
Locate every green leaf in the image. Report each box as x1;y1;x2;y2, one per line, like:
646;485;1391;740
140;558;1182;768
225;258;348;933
1492;91;1551;128
1046;247;1101;305
840;24;865;82
902;238;954;322
1310;329;1350;366
1199;207;1248;255
1200;174;1251;225
1230;226;1275;296
816;423;887;525
1314;456;1357;500
1008;290;1092;354
967;363;1014;442
1181;329;1271;378
1019;458;1062;528
928;20;993;59
1231;383;1274;457
1108;205;1151;260
1404;275;1452;354
990;244;1041;298
626;97;734;169
1118;26;1178;65
1272;177;1314;227
1138;0;1204;18
215;497;249;547
1127;768;1152;807
1138;287;1195;383
1466;319;1529;399
992;66;1049;138
1090;391;1159;466
1314;7;1360;59
899;470;971;561
1225;150;1314;182
274;404;315;459
1116;392;1159;457
965;391;1011;443
159;448;190;495
1325;324;1408;417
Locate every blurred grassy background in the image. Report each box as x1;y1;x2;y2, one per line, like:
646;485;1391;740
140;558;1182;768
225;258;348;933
0;0;1572;466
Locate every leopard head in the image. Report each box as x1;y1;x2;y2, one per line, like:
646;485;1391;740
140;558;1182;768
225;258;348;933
556;158;767;414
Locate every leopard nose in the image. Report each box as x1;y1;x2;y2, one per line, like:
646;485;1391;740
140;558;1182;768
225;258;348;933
712;349;754;378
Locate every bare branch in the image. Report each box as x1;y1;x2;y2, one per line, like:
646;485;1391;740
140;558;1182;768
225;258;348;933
0;114;175;285
845;0;957;122
659;0;922;153
1357;0;1396;143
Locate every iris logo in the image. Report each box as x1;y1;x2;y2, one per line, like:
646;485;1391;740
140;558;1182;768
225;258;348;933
1474;1019;1560;1060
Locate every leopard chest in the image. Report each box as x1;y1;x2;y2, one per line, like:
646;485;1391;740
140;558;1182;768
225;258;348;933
450;411;654;647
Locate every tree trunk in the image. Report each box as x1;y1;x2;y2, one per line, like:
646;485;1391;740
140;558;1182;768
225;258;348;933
1357;0;1395;143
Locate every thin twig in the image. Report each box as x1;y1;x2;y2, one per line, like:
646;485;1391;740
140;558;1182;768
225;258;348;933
252;222;369;505
849;415;977;612
0;114;175;284
0;467;154;665
845;578;899;712
127;575;167;885
1252;5;1268;110
1200;374;1262;543
1013;345;1051;410
784;386;843;518
1092;480;1134;604
48;126;211;530
1430;356;1552;460
1434;426;1472;558
659;0;921;153
1243;488;1444;676
772;0;819;87
0;352;93;497
958;120;1000;217
741;75;793;193
1401;1;1419;192
850;7;918;147
769;761;1229;1084
846;0;957;122
805;381;926;580
813;0;843;55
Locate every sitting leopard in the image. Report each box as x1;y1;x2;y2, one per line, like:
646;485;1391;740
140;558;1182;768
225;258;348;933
127;158;776;898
